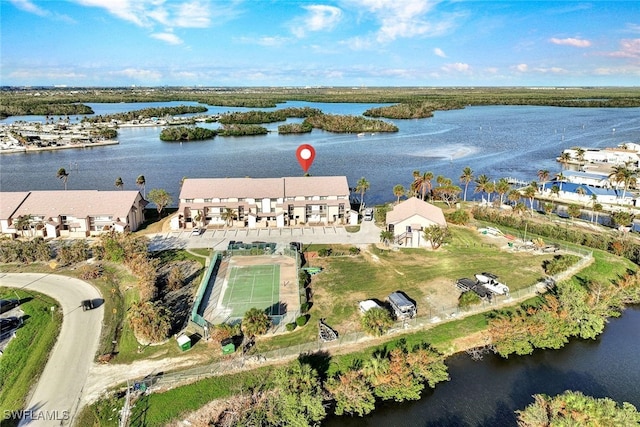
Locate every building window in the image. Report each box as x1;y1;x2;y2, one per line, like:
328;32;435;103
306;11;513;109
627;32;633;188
185;198;194;203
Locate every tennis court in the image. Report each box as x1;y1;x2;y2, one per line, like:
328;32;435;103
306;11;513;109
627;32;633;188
221;264;281;317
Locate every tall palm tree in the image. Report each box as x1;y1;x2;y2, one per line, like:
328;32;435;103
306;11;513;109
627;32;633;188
523;185;536;213
136;175;146;198
537;169;550;191
411;171;433;200
114;176;124;190
474;174;490;203
392;184;405;204
56;167;69;190
221;208;237;227
608;163;637;201
495;178;511;205
485;181;496;204
356;177;370;211
559;152;571;169
460;167;473;202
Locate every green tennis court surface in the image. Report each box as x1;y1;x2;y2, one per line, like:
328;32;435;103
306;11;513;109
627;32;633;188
222;264;281;317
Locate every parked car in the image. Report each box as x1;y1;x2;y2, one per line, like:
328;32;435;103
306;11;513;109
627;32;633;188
0;317;21;335
81;299;95;311
0;299;19;314
191;227;202;236
387;291;416;319
363;208;374;221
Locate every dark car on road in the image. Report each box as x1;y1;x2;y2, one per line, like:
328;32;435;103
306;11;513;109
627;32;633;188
81;299;95;311
0;317;21;336
0;299;19;314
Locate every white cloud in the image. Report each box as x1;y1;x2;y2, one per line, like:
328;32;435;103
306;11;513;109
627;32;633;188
345;0;458;43
9;0;49;16
433;47;446;58
442;62;471;73
515;63;529;72
292;5;342;38
624;23;640;34
606;38;640;58
173;1;211;28
549;37;592;48
73;0;211;28
151;32;183;45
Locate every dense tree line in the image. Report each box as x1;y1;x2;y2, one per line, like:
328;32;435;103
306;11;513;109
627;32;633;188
2;87;640;119
212;342;449;425
303;114;398;133
364;100;464;119
218;107;321;124
83;105;208;123
91;127;117;139
278;122;313;134
488;270;640;358
159;126;217;141
516;390;640;426
217;124;268;136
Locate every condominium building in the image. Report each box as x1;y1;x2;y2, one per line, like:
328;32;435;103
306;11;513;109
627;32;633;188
0;190;147;238
176;176;352;229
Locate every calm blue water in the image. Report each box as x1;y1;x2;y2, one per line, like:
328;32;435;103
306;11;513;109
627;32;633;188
324;307;640;426
1;102;639;207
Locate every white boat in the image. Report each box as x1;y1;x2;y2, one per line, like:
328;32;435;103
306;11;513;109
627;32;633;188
475;272;510;295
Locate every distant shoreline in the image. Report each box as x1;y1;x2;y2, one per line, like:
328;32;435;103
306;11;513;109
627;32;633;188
0;139;118;154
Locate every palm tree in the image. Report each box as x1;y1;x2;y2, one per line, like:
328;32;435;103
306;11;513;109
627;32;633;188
522;185;537;213
608;163;637;201
411;171;434;200
114;176;124;190
356;177;370;211
593;202;603;224
537;169;550;191
221;208;236;227
13;214;32;237
550;184;560;198
380;230;394;246
460;167;473;202
242;307;271;338
495;178;511;205
507;189;521;206
559;152;571;169
474;174;490;203
56;167;69;190
576;186;587;201
485;181;496;204
136;175;146;198
392;184;405;204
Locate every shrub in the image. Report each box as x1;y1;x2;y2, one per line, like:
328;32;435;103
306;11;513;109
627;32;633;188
349;246;361;255
458;291;481;309
78;264;103;280
296;314;309;327
542;254;581;275
286;322;296;332
318;248;332;257
300;302;311;314
446;209;470;225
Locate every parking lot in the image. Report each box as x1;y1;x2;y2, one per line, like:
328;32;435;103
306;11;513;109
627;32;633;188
147;221;382;252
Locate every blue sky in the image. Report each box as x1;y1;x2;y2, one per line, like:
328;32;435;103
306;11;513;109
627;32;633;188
1;0;639;87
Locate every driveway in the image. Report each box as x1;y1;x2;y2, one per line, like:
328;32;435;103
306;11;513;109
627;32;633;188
0;273;103;426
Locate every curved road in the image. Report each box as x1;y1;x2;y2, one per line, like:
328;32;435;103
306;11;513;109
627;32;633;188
0;273;103;426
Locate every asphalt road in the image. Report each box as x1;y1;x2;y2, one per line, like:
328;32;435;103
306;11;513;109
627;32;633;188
0;273;103;426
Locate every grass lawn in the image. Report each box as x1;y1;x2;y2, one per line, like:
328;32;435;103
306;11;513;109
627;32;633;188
302;225;557;333
0;288;62;421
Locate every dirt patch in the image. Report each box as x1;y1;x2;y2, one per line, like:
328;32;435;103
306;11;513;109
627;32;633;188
418;277;461;312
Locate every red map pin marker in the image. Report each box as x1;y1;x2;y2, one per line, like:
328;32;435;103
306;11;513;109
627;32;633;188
296;144;316;173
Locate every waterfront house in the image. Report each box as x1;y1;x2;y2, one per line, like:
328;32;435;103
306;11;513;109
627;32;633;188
562;171;615;188
176;176;351;229
540;181;635;206
385;197;446;247
0;190;147;238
